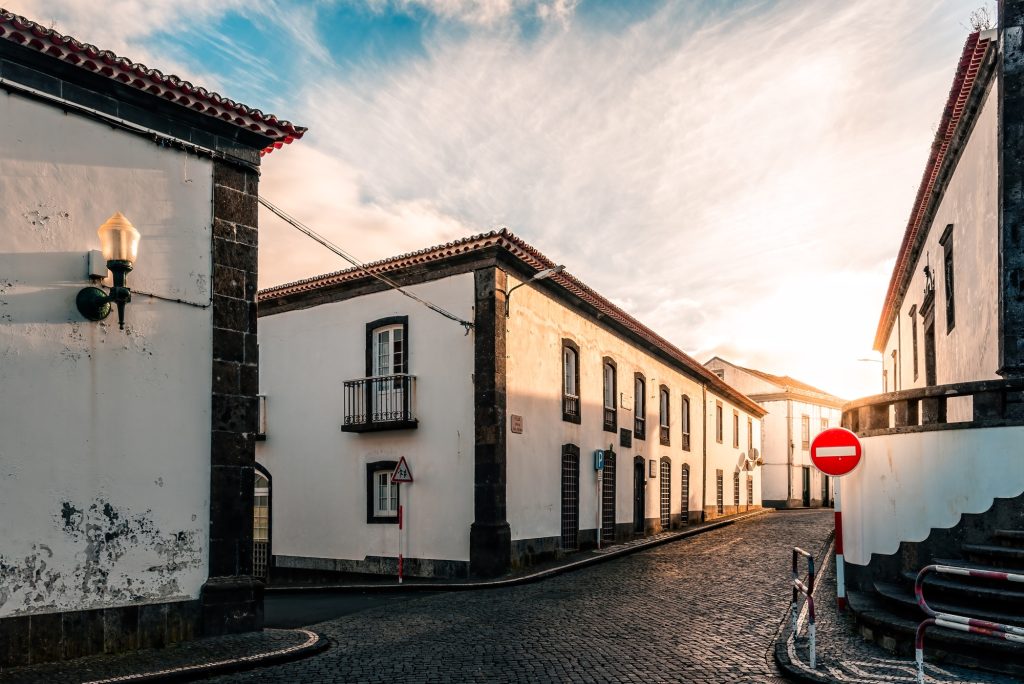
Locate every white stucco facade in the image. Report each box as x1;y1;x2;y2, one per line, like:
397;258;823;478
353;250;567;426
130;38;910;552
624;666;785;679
0;94;213;617
879;80;999;392
257;275;476;573
704;358;843;509
257;238;765;579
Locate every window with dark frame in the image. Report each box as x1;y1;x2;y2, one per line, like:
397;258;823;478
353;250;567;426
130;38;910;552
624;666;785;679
800;415;810;450
747;417;753;454
659;386;670;446
715;401;723;443
680;464;690;524
602;358;617;433
940;224;955;333
733;471;740;507
909;304;919;381
732;410;739;448
343;316;415;431
366;460;400;524
659;458;671;529
562;340;580;423
681;395;691;451
634;373;646;440
716;469;724;514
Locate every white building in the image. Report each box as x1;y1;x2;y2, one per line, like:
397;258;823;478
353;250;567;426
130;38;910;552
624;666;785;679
0;10;304;667
840;14;1024;672
704;358;844;509
257;231;766;580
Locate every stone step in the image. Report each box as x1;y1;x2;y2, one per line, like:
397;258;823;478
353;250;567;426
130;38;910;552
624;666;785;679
993;529;1024;547
962;542;1024;566
847;589;1024;678
874;581;1024;627
899;568;1024;609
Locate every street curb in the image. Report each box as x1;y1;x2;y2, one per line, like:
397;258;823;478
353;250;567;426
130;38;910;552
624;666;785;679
267;508;773;595
79;629;330;684
772;530;836;684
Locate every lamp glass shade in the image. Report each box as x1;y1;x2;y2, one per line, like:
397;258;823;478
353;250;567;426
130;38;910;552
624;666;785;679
97;212;140;264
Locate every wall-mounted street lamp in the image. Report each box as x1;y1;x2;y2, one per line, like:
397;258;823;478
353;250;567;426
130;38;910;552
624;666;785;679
503;265;566;317
76;212;141;330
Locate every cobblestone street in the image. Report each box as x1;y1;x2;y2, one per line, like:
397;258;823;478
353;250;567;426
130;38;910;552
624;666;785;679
214;510;832;683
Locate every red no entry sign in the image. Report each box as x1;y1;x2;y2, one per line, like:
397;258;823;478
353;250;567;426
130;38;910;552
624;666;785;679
810;428;862;477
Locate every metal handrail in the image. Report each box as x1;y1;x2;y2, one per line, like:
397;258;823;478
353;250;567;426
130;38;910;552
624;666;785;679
914;563;1024;684
791;547;817;669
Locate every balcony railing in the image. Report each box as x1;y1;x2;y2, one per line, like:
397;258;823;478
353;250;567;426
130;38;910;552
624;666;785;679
660;425;670;446
563;393;580;423
682;432;691;451
603;406;616;432
342;374;418;433
841;378;1024;435
634;416;645;440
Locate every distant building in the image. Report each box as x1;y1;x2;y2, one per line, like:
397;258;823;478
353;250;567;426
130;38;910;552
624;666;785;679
704;358;844;509
841;15;1024;673
256;230;766;580
0;10;303;667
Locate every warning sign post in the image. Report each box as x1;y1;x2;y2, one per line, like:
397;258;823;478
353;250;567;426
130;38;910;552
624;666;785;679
391;458;413;583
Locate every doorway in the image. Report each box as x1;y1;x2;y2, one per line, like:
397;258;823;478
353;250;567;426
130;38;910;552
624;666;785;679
924;318;937;386
822;474;831;508
633;456;645;535
801;467;811;507
560;445;580;551
601;450;616;543
253;464;272;581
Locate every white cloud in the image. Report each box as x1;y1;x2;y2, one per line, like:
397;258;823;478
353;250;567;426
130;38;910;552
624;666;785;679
363;0;579;26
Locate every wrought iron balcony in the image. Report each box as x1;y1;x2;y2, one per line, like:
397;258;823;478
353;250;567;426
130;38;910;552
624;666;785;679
341;374;418;433
603;407;617;433
563;393;580;423
660;425;670;446
634;416;645;440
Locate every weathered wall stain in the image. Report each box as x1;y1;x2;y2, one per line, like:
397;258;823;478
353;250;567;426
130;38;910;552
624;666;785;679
0;498;201;615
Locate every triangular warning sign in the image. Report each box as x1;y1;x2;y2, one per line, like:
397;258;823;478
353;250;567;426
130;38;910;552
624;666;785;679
391;456;413;483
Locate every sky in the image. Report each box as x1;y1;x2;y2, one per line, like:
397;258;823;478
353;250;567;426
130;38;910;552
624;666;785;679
10;0;992;399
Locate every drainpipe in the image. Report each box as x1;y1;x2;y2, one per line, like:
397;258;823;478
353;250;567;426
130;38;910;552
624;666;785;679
786;397;793;506
701;383;708;522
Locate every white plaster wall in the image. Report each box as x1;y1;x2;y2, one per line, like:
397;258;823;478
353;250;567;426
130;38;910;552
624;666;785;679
504;272;762;544
842;426;1024;566
256;275;475;566
705;358;779;396
0;95;213;617
882;83;999;390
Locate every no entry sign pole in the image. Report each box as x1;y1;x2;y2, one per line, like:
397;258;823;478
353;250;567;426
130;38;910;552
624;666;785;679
397;504;404;584
809;428;862;612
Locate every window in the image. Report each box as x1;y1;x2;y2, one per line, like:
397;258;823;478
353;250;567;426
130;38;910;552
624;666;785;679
716;470;724;515
713;369;725;380
747;475;754;509
732;410;739;448
681;395;691;452
634;373;646;440
733;471;740;506
253;472;270;580
715;401;723;443
603;359;617;433
659;386;670;446
561;444;580;551
601;450;616;543
366;461;400;523
800;415;810;450
680;464;690;524
344;316;415;431
820;417;828;433
562;340;580;423
747;418;753;454
909;305;919;381
891;349;899;392
940;224;955;333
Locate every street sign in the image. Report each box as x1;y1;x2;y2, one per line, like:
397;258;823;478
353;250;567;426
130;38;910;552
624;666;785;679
391;456;413;483
810;428;862;477
594;449;604;470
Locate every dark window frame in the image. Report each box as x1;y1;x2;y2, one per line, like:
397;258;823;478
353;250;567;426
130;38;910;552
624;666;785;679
561;338;581;424
561;444;581;551
365;316;409;377
366;460;400;524
634;372;646;440
681;394;691;452
680;463;690;524
602;357;617;433
732;410;739;448
659;456;671;529
747;417;753;454
939;224;955;333
715;401;723;444
659;385;670;446
800;414;810;450
909;304;919;381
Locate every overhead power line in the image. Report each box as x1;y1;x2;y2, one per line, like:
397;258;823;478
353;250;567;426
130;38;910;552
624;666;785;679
258;196;474;333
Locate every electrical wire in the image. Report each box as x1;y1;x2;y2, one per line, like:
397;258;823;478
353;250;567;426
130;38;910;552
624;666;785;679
258;196;474;333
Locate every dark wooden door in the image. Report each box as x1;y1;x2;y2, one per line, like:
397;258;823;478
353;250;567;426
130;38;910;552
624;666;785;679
802;467;811;507
633;457;645;535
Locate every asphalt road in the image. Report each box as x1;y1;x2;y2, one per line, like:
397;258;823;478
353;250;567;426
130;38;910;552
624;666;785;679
216;509;833;683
